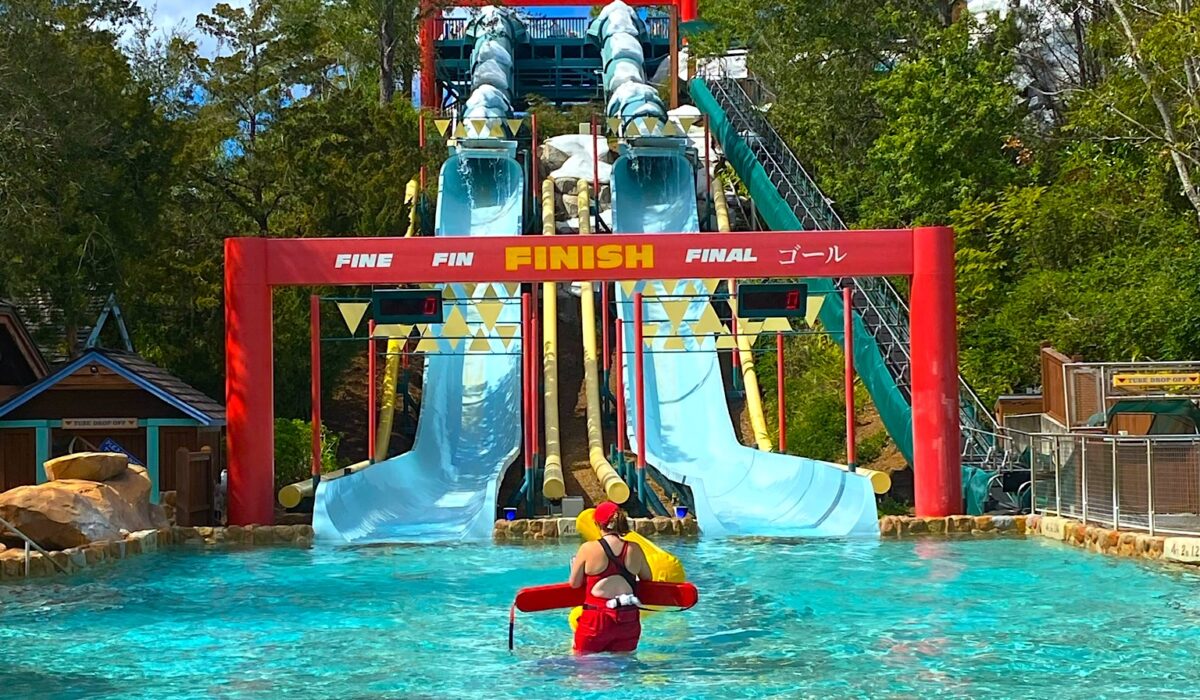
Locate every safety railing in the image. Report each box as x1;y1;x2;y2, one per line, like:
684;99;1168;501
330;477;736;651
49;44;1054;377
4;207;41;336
439;17;669;42
0;513;69;576
1000;428;1200;536
701;71;1001;466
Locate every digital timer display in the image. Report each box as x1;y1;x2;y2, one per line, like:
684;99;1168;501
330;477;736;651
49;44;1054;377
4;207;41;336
736;283;808;319
372;289;445;324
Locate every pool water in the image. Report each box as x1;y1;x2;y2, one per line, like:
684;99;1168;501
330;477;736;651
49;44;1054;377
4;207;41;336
2;538;1199;699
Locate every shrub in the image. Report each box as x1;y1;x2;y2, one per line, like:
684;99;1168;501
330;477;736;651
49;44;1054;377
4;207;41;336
274;418;341;491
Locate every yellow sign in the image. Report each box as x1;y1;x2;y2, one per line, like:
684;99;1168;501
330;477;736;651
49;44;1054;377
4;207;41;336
504;244;654;272
1112;372;1200;388
62;418;139;430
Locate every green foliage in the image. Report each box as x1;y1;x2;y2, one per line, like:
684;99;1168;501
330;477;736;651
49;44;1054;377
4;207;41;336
756;333;848;464
876;496;911;516
696;1;1200;407
274;418;341;491
855;430;889;467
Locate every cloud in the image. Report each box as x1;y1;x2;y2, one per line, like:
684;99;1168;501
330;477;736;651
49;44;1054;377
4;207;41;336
135;0;248;55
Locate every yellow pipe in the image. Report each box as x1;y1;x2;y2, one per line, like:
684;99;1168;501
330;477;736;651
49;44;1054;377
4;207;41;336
374;337;404;460
541;179;566;499
279;459;370;509
714;178;774;453
404;178;420;237
577;180;630;504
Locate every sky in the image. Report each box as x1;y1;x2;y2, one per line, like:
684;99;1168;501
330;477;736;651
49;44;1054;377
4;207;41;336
138;0;591;55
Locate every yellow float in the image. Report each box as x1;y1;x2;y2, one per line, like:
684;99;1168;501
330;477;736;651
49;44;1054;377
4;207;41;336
568;508;687;630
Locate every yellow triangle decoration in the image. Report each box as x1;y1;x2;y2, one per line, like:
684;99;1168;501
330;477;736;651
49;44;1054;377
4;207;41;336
619;281;638;296
506;118;524;135
626;120;642;138
643;117;661;135
336;301;369;334
467;118;487;135
434;119;452;136
716;329;738;349
503;283;522;298
664;335;685;351
661;300;689;330
453;122;467;138
416;337;440;353
692;305;724;335
481;284;499;301
496;324;518;349
439;305;469;340
606;117;621;134
373;323;412;339
662;120;684;137
414;323;430;337
763;317;792;333
442;285;460;301
468;331;491;352
806;296;824;327
678;116;698;132
475;300;504;330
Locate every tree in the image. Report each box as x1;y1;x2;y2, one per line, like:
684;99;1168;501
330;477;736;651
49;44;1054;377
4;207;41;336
0;0;174;358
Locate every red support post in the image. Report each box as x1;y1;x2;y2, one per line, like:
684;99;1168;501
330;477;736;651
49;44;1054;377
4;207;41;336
419;112;427;193
776;330;785;454
310;294;322;479
910;226;961;516
680;0;697;22
729;279;741;388
225;238;274;526
615;321;627;457
633;292;646;504
843;286;856;471
522;291;533;502
601;283;610;376
591;115;600;233
419;10;437;108
531;286;540;467
704;120;712;218
368;319;377;464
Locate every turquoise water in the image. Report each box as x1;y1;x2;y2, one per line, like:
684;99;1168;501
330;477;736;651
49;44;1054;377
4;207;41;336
2;538;1199;699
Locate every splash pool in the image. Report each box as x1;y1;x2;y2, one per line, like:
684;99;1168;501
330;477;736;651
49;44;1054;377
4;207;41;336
2;538;1198;699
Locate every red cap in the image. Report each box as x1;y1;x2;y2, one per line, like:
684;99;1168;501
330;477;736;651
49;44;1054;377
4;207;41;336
593;501;619;528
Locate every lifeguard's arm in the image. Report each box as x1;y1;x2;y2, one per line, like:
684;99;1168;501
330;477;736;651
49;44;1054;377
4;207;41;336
629;542;653;581
568;543;590;588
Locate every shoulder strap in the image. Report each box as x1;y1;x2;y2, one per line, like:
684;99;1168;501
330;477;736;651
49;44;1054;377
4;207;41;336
598;537;638;590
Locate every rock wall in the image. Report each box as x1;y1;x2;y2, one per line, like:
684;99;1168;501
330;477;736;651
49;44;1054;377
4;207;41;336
494;516;699;541
0;461;167;550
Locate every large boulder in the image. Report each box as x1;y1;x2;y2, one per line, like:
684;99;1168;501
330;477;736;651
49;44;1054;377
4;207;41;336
0;475;163;550
106;466;169;530
44;452;128;482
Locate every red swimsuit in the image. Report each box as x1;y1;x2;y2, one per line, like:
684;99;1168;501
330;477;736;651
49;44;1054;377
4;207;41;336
574;539;642;654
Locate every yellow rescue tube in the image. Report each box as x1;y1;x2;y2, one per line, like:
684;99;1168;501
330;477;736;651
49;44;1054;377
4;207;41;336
569;508;687;630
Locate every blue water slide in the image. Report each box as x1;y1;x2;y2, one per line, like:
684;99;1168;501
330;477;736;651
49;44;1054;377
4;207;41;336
314;154;524;543
610;149;878;536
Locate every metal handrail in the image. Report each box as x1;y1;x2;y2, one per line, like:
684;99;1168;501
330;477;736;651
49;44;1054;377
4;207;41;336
703;73;1003;462
0;514;69;575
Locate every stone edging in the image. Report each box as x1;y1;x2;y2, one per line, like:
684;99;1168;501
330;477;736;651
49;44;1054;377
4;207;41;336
494;517;700;541
0;525;314;581
1028;514;1177;562
879;514;1029;537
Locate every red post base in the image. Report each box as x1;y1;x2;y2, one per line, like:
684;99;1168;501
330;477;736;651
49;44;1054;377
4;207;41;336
226;239;275;526
910;226;962;516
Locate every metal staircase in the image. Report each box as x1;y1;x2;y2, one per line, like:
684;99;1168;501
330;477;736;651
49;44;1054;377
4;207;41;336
703;74;1005;470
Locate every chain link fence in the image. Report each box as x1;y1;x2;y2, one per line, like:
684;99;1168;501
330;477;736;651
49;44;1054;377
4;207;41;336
1028;431;1200;535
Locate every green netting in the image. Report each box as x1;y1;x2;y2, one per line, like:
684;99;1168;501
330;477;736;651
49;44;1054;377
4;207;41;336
690;78;914;464
962;466;990;516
